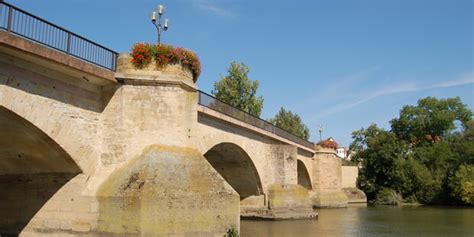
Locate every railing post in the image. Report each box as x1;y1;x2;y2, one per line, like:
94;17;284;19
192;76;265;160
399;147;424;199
113;53;118;71
110;54;114;71
111;54;115;71
65;32;71;54
6;5;12;32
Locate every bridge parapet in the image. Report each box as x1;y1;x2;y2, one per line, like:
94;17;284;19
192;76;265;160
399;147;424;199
114;53;195;90
198;90;315;152
0;1;118;71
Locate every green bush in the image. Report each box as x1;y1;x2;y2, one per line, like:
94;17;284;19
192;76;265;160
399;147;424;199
398;158;443;204
448;164;474;205
375;188;403;205
224;226;239;237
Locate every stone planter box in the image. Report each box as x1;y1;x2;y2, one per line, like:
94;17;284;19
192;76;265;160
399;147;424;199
115;54;195;85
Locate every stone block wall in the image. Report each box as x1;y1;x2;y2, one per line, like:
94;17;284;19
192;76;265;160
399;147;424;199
312;148;348;207
341;166;359;188
341;166;367;204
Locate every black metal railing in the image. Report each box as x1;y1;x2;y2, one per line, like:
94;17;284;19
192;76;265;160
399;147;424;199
198;91;315;150
0;2;118;71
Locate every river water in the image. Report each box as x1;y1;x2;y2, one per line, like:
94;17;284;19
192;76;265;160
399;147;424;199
241;206;474;237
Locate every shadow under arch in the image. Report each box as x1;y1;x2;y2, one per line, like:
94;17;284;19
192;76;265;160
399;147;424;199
297;160;312;190
204;142;263;200
0;106;81;236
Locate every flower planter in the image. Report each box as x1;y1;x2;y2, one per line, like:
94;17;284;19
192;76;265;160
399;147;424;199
117;54;194;83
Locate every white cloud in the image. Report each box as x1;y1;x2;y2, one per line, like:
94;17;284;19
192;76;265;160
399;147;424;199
430;72;474;89
295;65;382;112
194;0;235;17
316;72;474;118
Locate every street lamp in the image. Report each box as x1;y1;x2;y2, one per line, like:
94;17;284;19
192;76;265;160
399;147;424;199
151;4;169;44
318;124;323;141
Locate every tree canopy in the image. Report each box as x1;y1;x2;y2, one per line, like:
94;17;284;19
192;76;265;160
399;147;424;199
351;96;473;205
269;107;310;140
212;62;264;117
390;96;472;145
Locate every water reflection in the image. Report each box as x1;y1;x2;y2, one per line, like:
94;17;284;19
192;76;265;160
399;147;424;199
241;206;474;237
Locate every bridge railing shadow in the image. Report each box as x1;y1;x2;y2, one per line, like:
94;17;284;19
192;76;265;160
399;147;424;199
198;91;315;150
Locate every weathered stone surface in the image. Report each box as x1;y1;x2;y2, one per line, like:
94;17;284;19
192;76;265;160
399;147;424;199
312;149;349;207
0;50;105;176
0;173;79;235
241;184;317;220
341;166;359;188
343;187;368;205
311;190;349;208
96;145;239;236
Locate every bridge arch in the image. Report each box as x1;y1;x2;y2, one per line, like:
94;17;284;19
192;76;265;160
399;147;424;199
297;159;312;190
0;106;81;235
0;60;103;175
203;142;263;199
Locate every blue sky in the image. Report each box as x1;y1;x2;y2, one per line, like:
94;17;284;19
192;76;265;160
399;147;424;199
7;0;473;147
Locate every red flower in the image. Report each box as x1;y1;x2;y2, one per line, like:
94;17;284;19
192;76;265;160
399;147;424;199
130;43;201;82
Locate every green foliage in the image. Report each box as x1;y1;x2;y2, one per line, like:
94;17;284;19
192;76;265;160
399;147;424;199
269;107;310;140
413;142;457;172
448;164;474;205
224;226;239;237
351;125;408;199
397;157;441;204
350;124;392;164
212;62;264;117
463;120;474;141
390;96;472;145
375;188;403;205
352;96;473;205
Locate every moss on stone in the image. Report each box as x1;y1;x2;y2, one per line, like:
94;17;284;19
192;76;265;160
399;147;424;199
312;191;348;208
96;145;240;236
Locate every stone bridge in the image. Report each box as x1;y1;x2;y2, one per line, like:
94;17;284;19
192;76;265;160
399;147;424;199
0;9;352;237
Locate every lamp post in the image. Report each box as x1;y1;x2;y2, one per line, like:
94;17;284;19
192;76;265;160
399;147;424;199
151;4;169;44
318;124;323;141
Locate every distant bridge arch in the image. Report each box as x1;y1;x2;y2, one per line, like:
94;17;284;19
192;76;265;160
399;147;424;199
203;142;263;199
297;159;312;190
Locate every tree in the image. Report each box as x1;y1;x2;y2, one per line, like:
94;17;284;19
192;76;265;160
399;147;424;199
351;96;473;205
269;107;310;140
350;124;385;158
350;125;409;199
390;96;472;145
212;62;264;117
